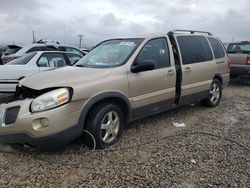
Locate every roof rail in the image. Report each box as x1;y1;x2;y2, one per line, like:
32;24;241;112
168;30;213;36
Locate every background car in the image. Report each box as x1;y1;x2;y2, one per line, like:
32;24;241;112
0;51;83;92
227;41;250;84
1;40;85;64
1;44;22;64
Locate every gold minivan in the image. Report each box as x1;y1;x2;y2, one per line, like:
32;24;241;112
0;30;230;149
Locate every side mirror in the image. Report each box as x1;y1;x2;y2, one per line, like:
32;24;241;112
131;60;155;73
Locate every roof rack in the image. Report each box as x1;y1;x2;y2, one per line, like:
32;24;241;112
168;30;213;36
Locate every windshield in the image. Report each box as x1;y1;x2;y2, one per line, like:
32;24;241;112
7;52;36;65
75;38;143;68
227;43;250;53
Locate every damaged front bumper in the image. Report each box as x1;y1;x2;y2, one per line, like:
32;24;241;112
0;99;83;147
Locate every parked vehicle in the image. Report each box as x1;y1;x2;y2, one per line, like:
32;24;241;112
1;40;85;64
227;41;250;84
0;30;229;149
0;51;82;93
1;45;22;64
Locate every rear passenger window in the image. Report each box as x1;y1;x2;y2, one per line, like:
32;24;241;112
37;53;67;68
177;36;213;64
208;37;225;59
137;38;170;69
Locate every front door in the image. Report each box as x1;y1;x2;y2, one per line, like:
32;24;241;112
127;37;176;118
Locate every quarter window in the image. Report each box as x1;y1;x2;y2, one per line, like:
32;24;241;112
208;37;225;59
136;38;170;69
177;36;213;64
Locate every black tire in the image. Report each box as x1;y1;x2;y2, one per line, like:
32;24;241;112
84;102;124;149
201;79;222;108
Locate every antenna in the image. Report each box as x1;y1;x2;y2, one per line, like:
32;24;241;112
78;34;83;48
32;30;36;43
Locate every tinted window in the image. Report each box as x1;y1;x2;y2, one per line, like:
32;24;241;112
37;53;66;67
27;46;46;53
5;47;22;55
65;47;84;56
208;37;225;59
66;53;82;65
7;52;36;65
177;36;213;64
137;38;170;69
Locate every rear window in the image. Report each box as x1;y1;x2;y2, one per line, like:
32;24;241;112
177;36;213;64
208;37;225;59
5;47;22;55
7;52;36;65
227;43;250;53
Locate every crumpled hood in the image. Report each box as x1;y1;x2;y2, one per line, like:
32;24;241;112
20;66;111;90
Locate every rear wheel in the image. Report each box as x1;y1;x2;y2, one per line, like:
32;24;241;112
202;79;222;107
84;103;124;149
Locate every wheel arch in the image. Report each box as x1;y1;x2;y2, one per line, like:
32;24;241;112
78;92;132;129
213;73;223;85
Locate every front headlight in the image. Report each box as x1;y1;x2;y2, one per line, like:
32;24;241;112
30;88;71;113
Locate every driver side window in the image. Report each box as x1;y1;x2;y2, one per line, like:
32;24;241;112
137;38;170;69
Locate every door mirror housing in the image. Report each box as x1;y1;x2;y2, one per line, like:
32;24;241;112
131;60;155;73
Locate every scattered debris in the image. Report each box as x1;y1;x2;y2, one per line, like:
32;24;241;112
191;159;197;164
173;122;186;128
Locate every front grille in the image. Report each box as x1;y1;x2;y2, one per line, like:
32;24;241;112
4;106;20;125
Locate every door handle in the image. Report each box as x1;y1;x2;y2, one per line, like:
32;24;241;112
184;67;192;72
167;69;175;76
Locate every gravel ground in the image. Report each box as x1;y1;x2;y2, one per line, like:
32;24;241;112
0;80;249;187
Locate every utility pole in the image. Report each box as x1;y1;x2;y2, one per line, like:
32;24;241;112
32;30;36;43
78;34;83;48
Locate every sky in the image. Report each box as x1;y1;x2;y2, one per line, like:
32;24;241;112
0;0;250;47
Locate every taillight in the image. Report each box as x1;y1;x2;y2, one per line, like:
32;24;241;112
247;56;250;65
227;57;231;72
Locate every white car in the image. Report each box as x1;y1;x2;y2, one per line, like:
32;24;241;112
0;51;82;92
1;40;85;64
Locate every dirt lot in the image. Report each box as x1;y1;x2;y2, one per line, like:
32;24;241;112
0;80;249;187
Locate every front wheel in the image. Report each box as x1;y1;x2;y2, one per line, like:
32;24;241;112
84;103;124;149
201;79;222;108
